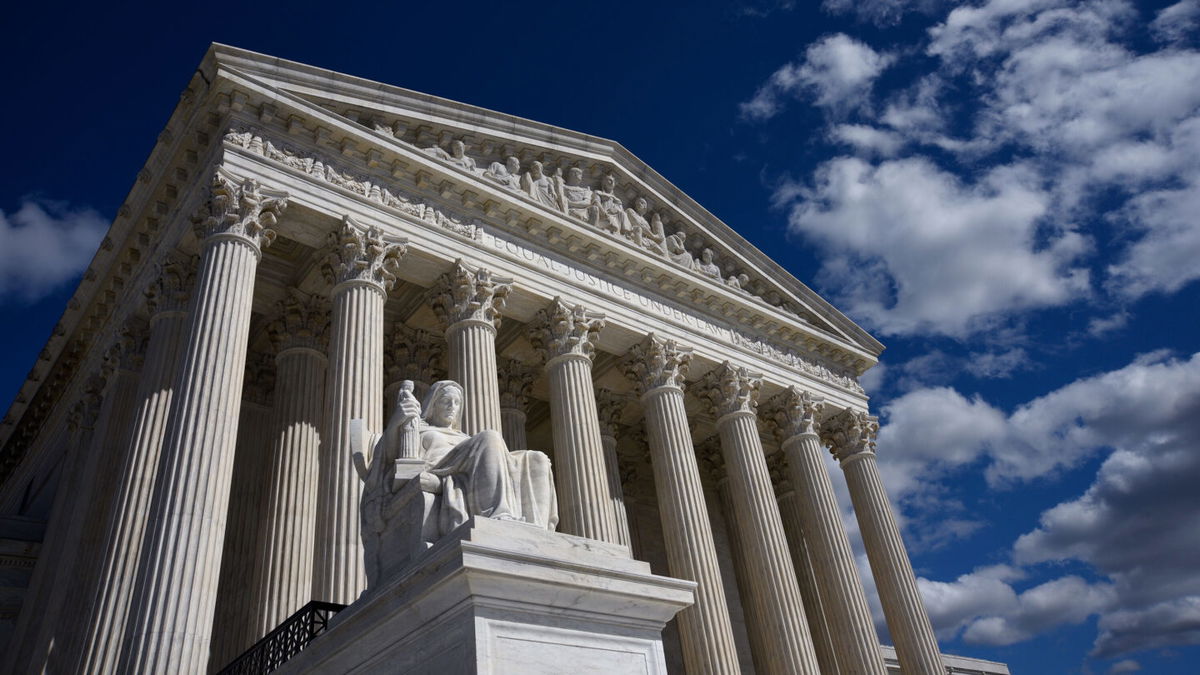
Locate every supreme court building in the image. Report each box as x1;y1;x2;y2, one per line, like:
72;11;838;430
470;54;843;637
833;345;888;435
0;45;1009;674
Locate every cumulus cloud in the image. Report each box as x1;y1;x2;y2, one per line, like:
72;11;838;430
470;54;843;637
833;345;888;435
779;156;1089;337
741;34;893;120
0;200;108;303
876;352;1200;657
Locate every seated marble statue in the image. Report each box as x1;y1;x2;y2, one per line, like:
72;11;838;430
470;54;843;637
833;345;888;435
423;139;477;172
626;198;667;255
665;231;695;269
696;248;723;280
357;380;559;588
483;156;522;190
589;173;628;235
521;160;560;209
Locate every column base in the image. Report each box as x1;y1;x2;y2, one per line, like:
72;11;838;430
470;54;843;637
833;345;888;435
277;517;695;675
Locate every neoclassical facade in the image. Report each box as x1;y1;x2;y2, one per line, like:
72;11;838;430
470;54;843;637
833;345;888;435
0;45;1009;675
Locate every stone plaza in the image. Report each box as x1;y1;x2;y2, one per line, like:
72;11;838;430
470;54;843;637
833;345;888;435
0;45;1010;674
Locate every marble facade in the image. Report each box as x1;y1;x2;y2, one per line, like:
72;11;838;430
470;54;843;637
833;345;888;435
0;44;1009;675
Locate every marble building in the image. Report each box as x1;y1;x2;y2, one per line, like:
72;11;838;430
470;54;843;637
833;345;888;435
0;44;1010;674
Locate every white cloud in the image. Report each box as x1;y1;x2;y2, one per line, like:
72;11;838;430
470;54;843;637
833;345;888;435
1151;0;1200;45
0;200;107;303
1107;659;1142;674
963;347;1029;378
741;34;893;120
822;0;947;26
829;124;906;156
875;351;1200;656
780;156;1089;337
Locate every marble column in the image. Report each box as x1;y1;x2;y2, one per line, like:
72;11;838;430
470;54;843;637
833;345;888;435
621;334;740;674
697;362;819;674
75;256;194;675
769;450;841;675
314;217;406;606
4;377;104;674
429;259;511;435
384;323;445;425
531;298;622;544
768;389;887;674
595;389;633;550
254;291;329;637
54;328;146;666
498;357;535;450
826;409;944;675
209;360;274;668
120;171;287;674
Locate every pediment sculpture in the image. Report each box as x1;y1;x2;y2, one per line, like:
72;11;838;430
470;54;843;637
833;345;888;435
353;380;559;590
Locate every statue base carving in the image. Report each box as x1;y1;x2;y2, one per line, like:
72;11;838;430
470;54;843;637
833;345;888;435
276;517;695;675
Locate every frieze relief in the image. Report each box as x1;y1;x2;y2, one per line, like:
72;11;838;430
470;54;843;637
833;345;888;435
223;127;864;395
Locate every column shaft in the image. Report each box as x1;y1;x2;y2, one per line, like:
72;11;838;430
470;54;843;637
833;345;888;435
121;232;266;673
500;408;528;450
447;320;501;435
255;346;326;634
209;397;273;667
786;432;886;673
843;453;943;675
716;412;819;674
778;489;841;674
715;477;767;674
314;282;384;604
599;432;633;550
642;386;740;674
76;309;189;674
545;354;621;543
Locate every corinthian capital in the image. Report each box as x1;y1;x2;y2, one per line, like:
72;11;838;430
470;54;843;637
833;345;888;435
192;168;287;250
145;253;197;316
386;323;446;386
531;297;605;362
764;386;824;441
595;389;627;439
268;290;330;353
821;409;879;463
498;358;536;409
106;323;148;374
621;333;692;394
428;259;512;329
323;216;408;291
697;361;762;418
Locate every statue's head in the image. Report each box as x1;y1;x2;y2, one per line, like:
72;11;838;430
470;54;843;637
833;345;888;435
450;139;466;156
423;380;465;429
506;156;521;174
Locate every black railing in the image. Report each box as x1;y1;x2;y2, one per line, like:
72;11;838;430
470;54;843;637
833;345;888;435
217;600;347;674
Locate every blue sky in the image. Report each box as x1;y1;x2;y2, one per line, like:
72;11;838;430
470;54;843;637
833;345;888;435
2;1;1199;673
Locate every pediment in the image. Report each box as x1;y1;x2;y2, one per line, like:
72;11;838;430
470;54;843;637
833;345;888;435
202;44;883;371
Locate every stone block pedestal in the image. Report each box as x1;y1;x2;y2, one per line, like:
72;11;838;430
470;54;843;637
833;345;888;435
277;517;696;674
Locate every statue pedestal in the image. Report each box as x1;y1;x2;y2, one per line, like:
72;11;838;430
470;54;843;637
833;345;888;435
277;517;695;675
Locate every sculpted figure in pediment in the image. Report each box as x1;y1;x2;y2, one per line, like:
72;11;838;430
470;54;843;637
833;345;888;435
626;198;668;255
590;173;628;235
483;156;522;190
696;248;723;281
557;166;593;221
725;273;750;292
424;139;477;172
666;231;695;269
521;160;560;209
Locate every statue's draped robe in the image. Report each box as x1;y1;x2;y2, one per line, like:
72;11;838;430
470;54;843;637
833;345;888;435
421;426;559;532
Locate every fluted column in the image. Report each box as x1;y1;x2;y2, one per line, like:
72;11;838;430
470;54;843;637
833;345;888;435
595;389;633;550
254;291;329;637
429;259;510;435
769;449;841;675
498;357;535;450
531;298;621;543
54;328;146;666
75;256;194;675
384;323;445;424
621;334;739;674
768;389;886;674
826;409;943;675
121;171;287;674
5;378;104;674
210;363;273;668
698;362;819;674
314;217;406;605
